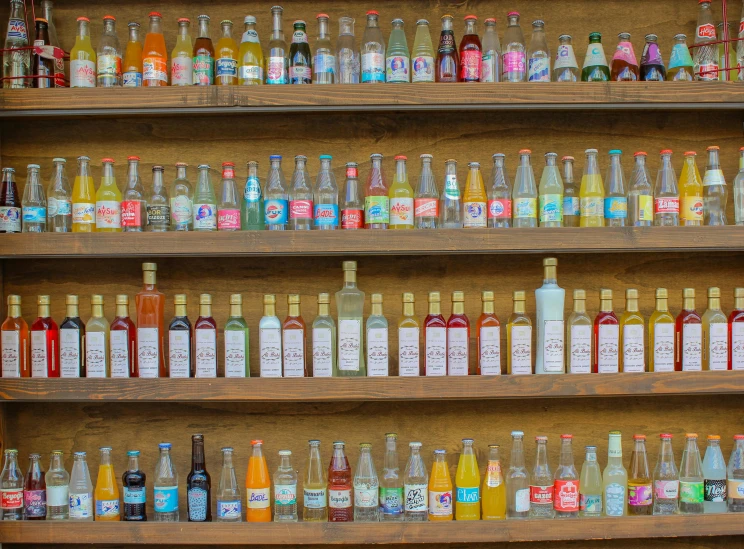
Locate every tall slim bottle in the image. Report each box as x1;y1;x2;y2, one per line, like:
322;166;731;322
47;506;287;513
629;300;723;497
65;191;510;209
22;164;46;233
168;295;192;378
476;291;500;376
676;288;703;372
481;19;501;82
216;448;241;522
328;441;352;522
628;152;653;226
273;450;297;522
619;289;645;373
96;15;122;87
488;153;512;227
428;449;453;521
703;145;728;226
361;11;385;83
1;295;28;378
680;434;704;514
507;291;532;375
95;159;122;232
459;16;481;82
703;287;729;371
653;434;679;515
512;150;538;228
628;435;652;516
215;20;238;86
554;435;579;518
68;451;94;521
414;154;439;229
122;450;146;521
389;156;414;229
398;293;420;377
187;434;211;522
654;150;679;226
380;433;403;521
47;158;71;232
24;452;46;520
354;443;380;522
649;288;675;372
482;444;506;520
314;155;339;230
603;432;627;517
313;14;335;84
579;446;602;517
730;288;744;371
312;293;335;377
727;434;744;512
506;431;529;519
86;295;109;378
60;295;84;378
193;165;217;232
734;147;744;225
440;159;462;228
259;295;282;377
527;20;550;82
604;150;627;226
224;294;249;378
72;156;96;233
193;294;217;378
404;442;428;521
594;289;619;373
121;157;145;232
94;447;120;521
580;149;604;227
142;12;167;86
192;15;214;86
170;18;193;86
538;153;563;228
502;12;526;82
217;162;240;231
170;162;193;231
447;291;469;375
239;16;263;85
153;443;178;522
0;168;21;234
288;20;312;84
110;295;135;378
31;295;58;378
341;163;363;229
535;258;565;374
365;153;389;229
282;295;307;377
267;6;288;84
303;440;327;521
562;156;579;227
455;438;480;520
412;20;435;83
424;292;447;376
136;262;165;378
242;161;263;230
336;17;359;84
70;17;96;88
682;151;705;226
529;436;555;518
702;435;727;513
463;162;487;228
567;290;592;374
146;166;169;232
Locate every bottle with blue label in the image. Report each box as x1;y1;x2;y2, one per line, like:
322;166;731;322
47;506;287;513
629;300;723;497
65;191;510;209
187;434;212;522
527;20;550;82
216;447;242;522
667;34;695;81
215;20;238;85
122;450;146;521
242;160;264;230
361;11;385;83
380;433;404;521
265;155;289;230
22;164;47;233
604;150;628;227
314;155;339;230
94;447;120;521
153;443;178;522
386;19;410;83
512;150;538;228
68;451;94;521
193;165;217;232
455;438;481;520
313;14;335;84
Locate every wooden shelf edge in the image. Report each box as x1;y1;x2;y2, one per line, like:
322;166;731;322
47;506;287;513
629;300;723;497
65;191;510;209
0;371;741;402
0;515;741;545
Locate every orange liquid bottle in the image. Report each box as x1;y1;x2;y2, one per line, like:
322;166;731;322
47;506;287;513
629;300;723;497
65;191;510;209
122;22;143;86
142;12;167;86
477;291;501;375
135;262;166;378
94;447;120;521
1;295;29;377
246;440;271;522
428;449;453;521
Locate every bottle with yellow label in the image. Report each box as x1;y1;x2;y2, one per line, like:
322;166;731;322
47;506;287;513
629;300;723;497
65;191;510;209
507;291;532;375
619;289;645;373
580;148;604;227
679;151;704;226
649;288;675;372
628;152;653;227
389;156;414;229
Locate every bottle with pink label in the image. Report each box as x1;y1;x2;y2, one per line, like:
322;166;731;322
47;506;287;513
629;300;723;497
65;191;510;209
610;32;639;81
289;155;313;230
652;433;679;515
501;12;526;82
217;162;241;231
458;15;481;82
628;435;652;515
488;153;512;228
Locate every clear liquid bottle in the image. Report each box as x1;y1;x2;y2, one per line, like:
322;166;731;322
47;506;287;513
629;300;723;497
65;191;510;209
239;16;263;85
535;258;565;374
480;19;500;83
380;433;404;521
146;166;169;232
562;156;579;227
567;290;592;374
679;433;704;514
361;11;385;84
455;438;480;520
581;32;610;81
727;434;744;512
507;291;532;375
193;165;217;232
734;148;744;226
86;295;110;378
553;435;579;518
386;19;410;83
217;163;240;231
554;34;579;81
703;287;729;371
335;261;365;376
97;15;122;87
603;431;627;517
69;451;94;521
241;161;263;230
694;1;718;80
538;153;563;228
46;450;69;520
440;159;462;228
336;17;360;84
170;18;193;86
654;150;680;226
303;440;328;521
579;446;602;517
313;155;338;230
267;6;288;85
216;448;241;522
488;153;512;228
122;156;145;232
313;14;335;84
22;164;46;233
170;162;193;231
364;153;389;229
628;152;653;226
288;20;312;84
289;155;313;230
258;295;281;378
703;146;728;226
604;150;627;227
41;0;64;87
274;450;298;522
70;17;95;88
3;0;29;88
527;20;550;82
580;149;604;227
366;294;389;377
502;12;526;82
653;433;679;515
46;158;71;232
529;436;555;518
667;33;695;81
354;443;380;522
340;163;363;229
513;150;538;228
403;442;428;521
215;20;238;85
506;431;529;519
703;435;727;513
153;443;178;522
0;449;24;520
412;19;434;83
628;435;652;516
265;155;288;230
414;154;439;229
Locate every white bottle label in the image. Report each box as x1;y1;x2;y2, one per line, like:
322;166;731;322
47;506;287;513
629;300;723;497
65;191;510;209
404;483;428;511
732;323;744;370
367;327;389;376
282;329;305;377
479;326;501;375
329;488;352;508
598;324;620;373
47;484;68;507
224;331;247;378
312;327;333;377
171;55;193;85
398;327;420;376
569;325;592;373
389;197;414;226
447;327;469;375
31;330;48;377
708;323;729;370
354;487;379;508
194;329;217;378
303;487;327;508
425;327;447;376
85;332;106;377
168;330;191;378
70;59;96;87
109;330;130;378
247;487;271;509
259;327;282;377
515;487;530;512
68;492;93;519
338;319;361;372
542;320;565;373
137;327;160;378
653;324;675;372
682;324;703;371
1;330;20;377
60;328;81;378
622;325;645;373
510;325;532;375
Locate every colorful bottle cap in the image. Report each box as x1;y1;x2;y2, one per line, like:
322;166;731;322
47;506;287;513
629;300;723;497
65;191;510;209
519;149;532;154
535;435;547;442
148;12;162;18
660;149;673;155
77;16;90;22
251;439;263;445
686;433;698;438
485;18;496;24
178;18;190;23
222;161;235;167
511;430;524;437
269;155;282;160
507;11;520;17
434;449;446;454
707;435;721;440
221;20;233;26
464;14;477;20
659;433;673;438
734;435;744;440
319;154;332;160
366;10;379;16
561;434;573;439
609;149;622;155
127;155;140;161
52;158;66;163
634;152;647;157
101;158;115;163
394;155;407;161
103;15;115;21
633;434;646;440
562;156;574;161
175;161;187;167
706;145;720;151
316;13;329;19
127;450;140;456
293;20;306;26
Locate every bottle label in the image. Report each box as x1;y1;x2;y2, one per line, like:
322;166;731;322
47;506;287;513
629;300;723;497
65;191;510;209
538;194;562;223
0;206;20;232
47;484;68;507
367;327;389;376
510;325;532;375
612;41;638;65
240;65;263;81
598;324;620;373
732;323;744;370
192;54;214;85
283;328;305;377
697;23;716;39
703;168;725;187
143;56;167;83
121;201;143;228
604;197;628;220
481;51;497;82
68;492;93;518
386;55;409;82
171;56;193;85
95;499;120;518
554;45;578;69
1;330;20;377
194;203;217;230
553;480;579;512
503;51;526;73
428;490;453;516
579;493;602;513
604;483;626;516
444;175;460;199
669;44;694;70
260;199;286;225
312;327;333;377
728;479;744;498
97;54;122;78
217;499;241;519
216;58;238;78
510;487;528;512
528;57;550;82
6;18;26;39
541;320;564;372
146;204;169;226
273;484;297;507
94;200;122;229
529;485;554;505
243;176;261;203
124;486;147;504
169;330;191;378
404;483;427;511
682;324;703;371
195;328;217;378
463;201;487;227
569;325;592;374
654;480;679;499
247;487;270;509
72;202;95;225
412;56;434;82
289;65;311;82
338;319;361;371
188;487;209;520
313;53;336;75
390;197;414;226
479;326;501;375
704;479;726;502
485;460;503;487
136;327;159;378
24;489;46;517
109;330;130;378
635;195;653;222
447;327;469;376
354;487;378;508
425;326;447;376
653;324;675;372
267;56;287;84
414;198;439;219
60;328;81;377
514;197;537;219
242;29;260;43
398;327;420;377
217;208;240;230
154;486;178;513
580;198;602;219
85;331;106;377
361;52;385;82
622;324;645;372
171;196;193;226
288;199;313;220
456;486;479;503
259;328;283;377
628;484;652;506
70;59;96;87
48;198;71;218
123;71;143;87
329;488;352;508
364;196;390;224
224;330;247;378
22;206;46;224
30;330;48;378
488;198;512;220
304;488;327;508
680;481;704;503
707;323;729;370
380;487;404;514
654;197;680;215
314;204;339;227
459;50;481;81
341;209;364;229
681;196;704;221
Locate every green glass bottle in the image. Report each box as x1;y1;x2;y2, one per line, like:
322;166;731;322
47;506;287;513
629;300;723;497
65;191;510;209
581;32;610;81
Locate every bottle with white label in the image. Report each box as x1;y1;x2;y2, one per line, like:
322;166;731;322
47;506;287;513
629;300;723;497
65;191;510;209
619;289;645;373
170;18;193;86
507;291;532;375
238;16;263;85
506;431;529;519
703;287;729;371
154;443;179;522
354;443;380;522
60;295;85;377
273;449;298;522
730;288;744;371
389;155;414;230
447;291;470;376
512;149;538;228
411;19;434;83
335;261;365;376
303;440;328;521
594;289;620;374
96;15;122;87
136;262;165;378
535;257;565;374
676;288;702;372
403;442;428;521
652;433;679;515
476;291;500;375
109;295;135;378
193;165;217;232
288;20;311;84
193;294;217;378
22;164;47;233
1;295;28;379
46;450;70;520
313;14;335;84
397;293;420;376
727;434;744;512
649;288;675;372
68;451;94;521
603;431;627;517
70;16;96;88
85;295;109;378
440;159;463;229
567;290;592;374
167;295;192;378
361;11;385;83
538;153;564;228
366;294;389;376
312;293;336;377
95;158;122;233
259;294;282;377
224;294;249;378
424;291;447;376
31;295;57;378
283;294;307;377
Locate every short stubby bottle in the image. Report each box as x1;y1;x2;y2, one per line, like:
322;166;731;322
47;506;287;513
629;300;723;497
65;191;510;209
216;447;242;522
455;438;481;520
122;450;146;521
354;443;380;522
328;441;353;522
0;450;24;520
380;433;404;521
274;450;298;522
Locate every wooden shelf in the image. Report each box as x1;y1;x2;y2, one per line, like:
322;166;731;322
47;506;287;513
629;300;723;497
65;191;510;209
1;226;743;259
0;82;742;118
0;371;741;402
0;515;742;545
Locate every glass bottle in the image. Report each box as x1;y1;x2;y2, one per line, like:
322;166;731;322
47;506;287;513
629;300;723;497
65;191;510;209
193;294;217;378
459;15;482;82
313;14;335;84
217;162;240;231
33;18;52;89
168;294;192;378
94;158;122;233
440;159;462;228
581;32;610;81
481;444;506;520
654;150;680;226
435;15;458;82
95;450;121;523
354;443;380;522
506;431;529;519
527;20;550;82
146;166;169;232
85;295;109;378
680;434;704;514
142;12;167;87
110;295;135;378
154;443;178;522
730;288;744;371
463;161;487;228
267;6;288;84
41;0;64;87
604;150;627;227
703;145;728;226
694;0;718;80
366;294;389;377
216;448;241;522
554;34;579;81
70;17;96;88
628;435;652;515
653;434;679;515
364;153;389;229
640;34;665;81
187;434;211;522
455;438;480;520
24;453;45;520
171;18;193;86
311;293;335;378
703;287;729;371
380;433;404;521
1;294;28;378
282;294;307;378
507;291;532;375
619;289;645;373
22;164;46;232
579;446;602;517
476;291;500;375
224;294;249;378
412;19;435;83
535;257;565;374
529;436;555;518
242;161;263;230
389;155;414;229
703;435;727;513
192;15;214;86
193;165;217;232
3;0;29;88
215;20;238;85
628;152;653;226
135;262;165;379
386;19;410;83
96;15;122;87
265;155;289;230
274;450;297;522
512;150;537;228
0;167;21;233
676;288;703;372
341;163;363;229
594;289;619;374
446;291;469;376
538;152;563;228
60;295;85;378
414;154;439;229
71;157;96;233
303;440;327;521
610;32;639;81
502;12;526;82
47;158;71;232
480;18;501;82
170;162;193;231
121;156;145;232
580;149;604;227
553;435;579;518
734;148;744;225
679;151;704;226
68;451;93;521
727;434;744;512
562;156;579;227
361;11;385;83
488;153;512;228
328;441;352;522
239;16;263;85
336;16;360;84
667;33;695;81
245;440;270;523
122;450;146;521
288;20;312;84
567;290;592;374
403;442;428;521
603;431;627;517
259;295;282;378
428;449;453;521
649;288;675;372
122;22;142;87
46;450;69;520
424;291;447;376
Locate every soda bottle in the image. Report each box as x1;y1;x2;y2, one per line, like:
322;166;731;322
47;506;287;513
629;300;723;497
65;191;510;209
694;0;718;80
328;441;352;521
512;150;538;228
313;155;338;229
738;2;744;81
640;34;665;81
736;147;744;225
579;445;602;517
187;434;211;522
529;436;554;518
361;11;385;83
628;152;653;227
122;22;142;87
153;443;178;522
47;158;71;232
146;166;169;232
403;442;428;521
435;15;458;82
70;17;96;88
667;33;695;81
727;434;744;512
23;453;45;520
488;153;512;228
414;154;439;229
440;159;462;228
604;150;627;227
386;19;410;83
365;153;389;229
354;443;380;522
217;162;240;231
703;146;728;226
120;157;144;232
481;444;506;520
462;162;487;228
480;18;500;83
428;449;453;521
274;450;298;522
506;431;529;519
603;431;627;517
459;15;481;82
527;20;550;82
303;440;328;521
96;15;122;87
94;447;120;521
579;149;604;227
538;152;563;228
193;15;214;86
46;451;69;520
680;433;704;514
71;156;95;233
22;164;46;233
171;18;193;86
679;151;704;226
216;447;241;522
502;12;526;82
142;12;167;86
380;433;404;521
289;155;313;230
389;156;414;229
288;20;312;84
241;161;263;230
412;19;435;83
336;17;359;84
455;438;480;520
215;20;238;85
40;0;64;87
610;32;639;81
267;6;288;85
193;165;217;232
553;435;579;518
265;155;289;230
561;156;579;227
3;0;30;88
313;14;335;84
95;159;122;232
653;433;679;515
33;18;53;89
239;16;263;85
581;32;610;81
341;162;363;229
122;450;146;521
170;162;193;231
0;449;23;520
703;435;727;513
654;150;679;227
627;435;652;515
68;451;93;521
553;34;579;82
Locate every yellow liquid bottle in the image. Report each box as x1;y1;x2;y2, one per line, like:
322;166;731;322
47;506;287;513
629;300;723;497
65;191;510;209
482;444;506;520
702;287;729;371
389;155;414;229
94;447;120;521
428;449;453;521
619;289;645;372
567;289;592;374
239;16;264;85
679;151;703;226
72;155;97;233
580;148;604;227
215;20;238;85
455;438;480;520
649;288;675;372
70;17;96;88
463;161;487;228
95;158;122;232
398;292;420;376
507;291;532;375
170;18;194;86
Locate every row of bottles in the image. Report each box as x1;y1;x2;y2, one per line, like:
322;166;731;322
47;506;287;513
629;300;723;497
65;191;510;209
2;431;743;522
4;259;744;379
3;147;744;234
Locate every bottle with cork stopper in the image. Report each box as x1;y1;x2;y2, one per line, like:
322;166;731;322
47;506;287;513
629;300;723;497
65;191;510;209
136;262;165;378
702;287;729;371
567;289;591;374
446;291;469;375
283;294;307;377
85;294;109;378
60;294;85;377
476;290;500;375
594;289;619;373
424;291;446;376
168;294;192;378
535;257;565;374
649;288;675;372
194;293;217;378
2;294;29;377
110;294;137;378
259;294;282;377
366;293;389;376
675;288;702;372
312;293;336;377
397;292;420;376
619;289;645;373
729;288;744;370
507;290;531;375
31;294;59;378
336;261;365;376
224;294;249;378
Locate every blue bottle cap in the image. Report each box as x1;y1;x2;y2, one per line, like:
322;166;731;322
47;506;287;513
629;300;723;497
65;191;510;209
609;149;622;155
319;154;332;160
269;154;282;160
127;450;140;456
158;443;172;449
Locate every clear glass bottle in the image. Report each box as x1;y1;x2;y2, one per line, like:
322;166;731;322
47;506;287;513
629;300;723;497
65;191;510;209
649;288;675;372
171;18;193;86
274;450;298;522
703;435;727;513
335;261;365;376
41;0;63;87
603;431;627;517
513;150;538;228
703;145;728;226
340;163;363;229
567;290;592;374
217;163;240;231
46;450;69;520
386;19;410;83
628;435;652;516
258;295;282;378
22;164;46;233
389;155;414;230
303;440;328;521
653;433;679;515
694;0;718;81
146;166;169;232
529;436;555;518
241;161;263;230
380;433;403;521
654;150;679;227
68;451;94;521
414;154;439;229
727;434;744;512
554;34;579;81
193;165;217;232
365;153;389;229
170;162;193;231
604;150;627;227
238;16;263;85
216;447;241;523
153;442;179;522
265;155;288;230
313;14;334;84
96;15;122;87
289;155;313;230
482;444;506;520
579;445;602;517
459;16;482;82
70;16;95;88
680;433;704;514
502;12;526;82
488;153;512;228
734;148;744;226
440;159;462;228
336;16;359;84
403;442;428;521
366;294;389;377
480;18;501;82
267;6;288;84
703;287;729;371
527;20;550;82
121;156;145;232
562;156;579;227
46;158;71;232
354;443;380;522
361;11;385;83
628;152;653;226
553;435;579;518
312;293;336;377
328;441;352;522
0;449;24;520
506;431;529;519
412;19;434;83
538;153;563;228
85;295;110;378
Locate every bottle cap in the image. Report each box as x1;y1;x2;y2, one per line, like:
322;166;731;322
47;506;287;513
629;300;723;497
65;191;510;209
386;433;398;439
77;16;90;22
734;435;744;440
247;161;258;168
625;288;638;299
462;438;474;444
294;154;308;162
229;294;242;305
686;433;698;438
53;158;66;163
127;156;140;161
359;442;372;449
683;288;695;298
402;292;414;303
609;149;622;155
66;294;79;305
319;154;332;160
342;261;357;271
707;434;721;440
103;15;115;21
197;14;210;21
410;442;422;448
287;294;300;304
493;153;505;159
35;17;48;24
468;162;480;168
308;439;321;445
618;32;631;39
573;289;586;300
177;18;190;24
148;12;162;18
270;6;284;12
633;434;646;440
394;155;407;161
513;290;525;301
481;291;494;301
222;161;235;168
175;161;188;167
317;293;330;304
535;435;547;442
532;19;545;26
158;442;172;449
417;19;429;25
316;13;329;19
561;434;573;439
708;287;720;298
585;148;598;154
37;295;50;305
660;149;673;155
645;33;658;41
370;153;383;160
269;155;281;161
278;449;291;456
511;430;524;437
543;257;557;267
445;158;457;164
115;294;128;305
655;288;668;299
684;151;696;156
127;450;140;456
371;293;383;304
101;158;115;164
562;156;574;162
199;294;212;305
659;433;673;438
428;291;440;303
174;294;187;305
420;153;433;160
90;294;104;305
488;443;500;448
434;449;446;454
707;145;720;151
519;149;532;155
142;262;157;272
220;19;233;26
451;291;464;302
634;151;647;157
333;441;345;447
7;294;21;306
152;165;164;172
391;18;404;25
244;16;256;24
251;439;263;445
464;15;477;21
366;10;379;16
485;18;496;24
734;288;744;298
507;11;520;17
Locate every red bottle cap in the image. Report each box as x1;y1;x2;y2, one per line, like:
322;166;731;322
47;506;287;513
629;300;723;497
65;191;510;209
659;433;673;438
633;434;646;440
103;15;116;21
251;439;263;445
634;151;647;157
149;11;162;18
101;158;115;163
507;11;520;17
127;156;140;161
76;16;90;22
684;151;697;156
519;149;532;154
464;14;477;20
366;10;379;16
177;18;190;23
485;18;497;24
734;434;744;440
394;155;407;161
660;149;673;155
560;434;573;439
317;13;329;19
175;161;188;167
561;156;574;161
740;147;744;152
222;161;236;167
706;145;720;151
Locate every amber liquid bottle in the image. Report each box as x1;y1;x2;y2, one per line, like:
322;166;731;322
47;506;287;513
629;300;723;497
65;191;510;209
675;288;702;372
135;262;165;378
2;295;29;377
477;291;501;375
397;292;421;376
435;15;459;82
110;294;137;378
283;294;307;377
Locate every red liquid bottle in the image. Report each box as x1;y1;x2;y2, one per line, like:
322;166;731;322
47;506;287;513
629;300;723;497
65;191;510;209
282;294;307;377
328;441;353;522
24;453;46;520
729;288;744;371
458;15;482;82
593;289;619;373
424;291;447;376
110;295;137;378
31;295;59;378
193;294;217;378
675;288;702;372
435;15;459;82
0;167;21;233
609;32;639;81
446;291;470;375
476;291;501;375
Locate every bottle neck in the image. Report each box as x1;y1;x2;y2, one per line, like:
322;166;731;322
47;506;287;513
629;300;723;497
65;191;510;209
116;302;129;318
464;20;476;35
371;302;383;316
143;269;156;287
684;296;696;310
707;150;720;170
67;304;79;318
149;17;162;35
50;453;63;470
428;300;441;316
37;303;50;318
317;19;329;38
91;303;104;318
128;161;140;184
78;160;90;180
510;438;524;467
562;160;574;183
708;297;721;310
395;160;407;183
77;20;90;40
585;154;598;175
127;455;139;471
535;442;548;465
403;301;415;317
739;152;744;171
199;303;212;318
222;24;232;39
736;296;744;310
103;20;116;35
222;451;234;468
626;297;639;313
198;19;209;38
152;170;164;191
99;450;111;466
102;163;115;180
367;16;379;29
264;303;276;317
543;265;557;285
174;303;187;317
192;440;205;470
229;303;242;317
573;298;586;314
482;300;494;315
177;23;189;40
655;297;668;313
559;440;574;466
288;303;300;317
343;270;357;289
513;299;525;315
271;10;283;38
452;301;464;315
318;302;330;316
600;298;613;313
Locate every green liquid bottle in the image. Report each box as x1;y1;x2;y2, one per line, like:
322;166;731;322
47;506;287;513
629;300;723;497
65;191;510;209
581;32;610;81
241;161;264;230
224;294;249;377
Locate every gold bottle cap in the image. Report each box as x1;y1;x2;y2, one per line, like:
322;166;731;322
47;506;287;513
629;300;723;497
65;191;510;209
37;295;50;305
481;291;494;301
600;289;613;300
735;288;744;298
655;288;668;299
115;294;129;305
452;291;464;302
200;293;212;305
626;289;638;300
7;294;21;306
371;293;383;304
318;293;330;304
402;292;414;303
543;257;558;267
174;294;187;305
230;294;242;305
287;294;300;304
513;290;526;301
708;287;720;298
142;262;157;272
573;289;586;300
429;291;440;303
90;294;104;305
683;288;695;298
263;294;276;305
342;261;357;271
65;294;79;305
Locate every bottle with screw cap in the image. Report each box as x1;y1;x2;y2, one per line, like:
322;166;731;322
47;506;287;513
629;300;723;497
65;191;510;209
283;294;307;377
60;295;85;377
447;291;469;375
335;261;365;376
477;291;500;375
86;295;109;378
535;257;565;374
367;294;389;376
676;288;702;371
729;288;744;370
567;290;592;374
312;293;336;377
398;293;420;376
2;295;29;378
507;291;532;375
224;294;249;378
594;289;619;373
424;291;447;376
194;294;217;378
31;295;59;378
703;287;729;371
168;294;192;378
619;289;645;373
136;262;165;378
650;288;675;372
110;295;136;378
